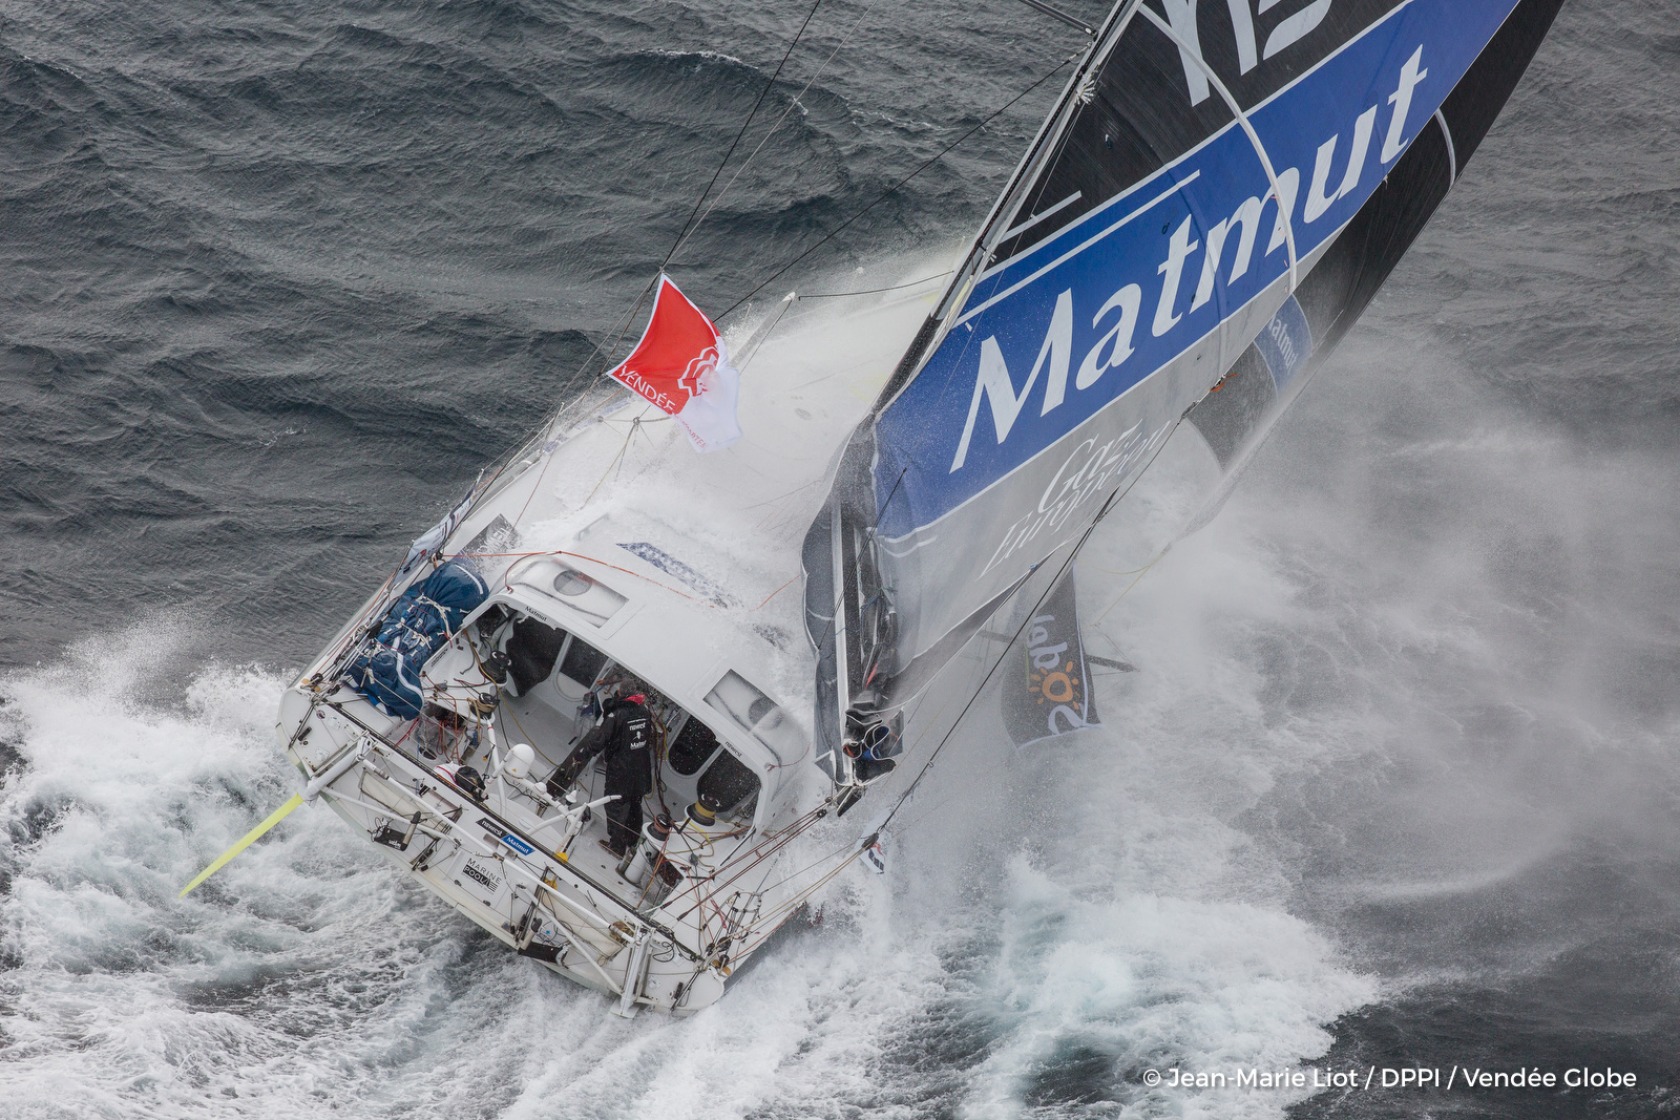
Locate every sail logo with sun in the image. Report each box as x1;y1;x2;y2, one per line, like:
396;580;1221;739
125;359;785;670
1027;652;1084;711
1003;571;1101;747
1022;616;1089;733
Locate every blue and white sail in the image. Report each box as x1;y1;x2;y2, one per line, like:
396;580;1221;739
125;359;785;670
803;0;1565;768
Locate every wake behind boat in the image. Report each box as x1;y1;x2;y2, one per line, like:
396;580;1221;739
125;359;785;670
224;0;1569;1016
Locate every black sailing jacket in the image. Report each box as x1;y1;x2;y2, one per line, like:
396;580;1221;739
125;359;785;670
573;698;653;798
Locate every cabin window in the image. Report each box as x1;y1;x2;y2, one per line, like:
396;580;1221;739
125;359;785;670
697;749;759;816
558;635;608;687
474;603;512;640
667;715;721;777
504;617;567;695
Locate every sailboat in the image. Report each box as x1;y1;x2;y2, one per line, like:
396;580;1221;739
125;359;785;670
240;0;1565;1015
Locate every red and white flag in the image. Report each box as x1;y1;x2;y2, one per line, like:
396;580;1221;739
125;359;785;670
605;275;742;452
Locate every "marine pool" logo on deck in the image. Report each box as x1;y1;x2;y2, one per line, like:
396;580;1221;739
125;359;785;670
462;859;500;891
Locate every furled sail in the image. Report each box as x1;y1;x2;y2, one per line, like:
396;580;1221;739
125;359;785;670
803;0;1565;772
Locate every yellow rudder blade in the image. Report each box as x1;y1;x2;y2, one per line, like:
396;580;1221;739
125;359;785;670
178;792;305;898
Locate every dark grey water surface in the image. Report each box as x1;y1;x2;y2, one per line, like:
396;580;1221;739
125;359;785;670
1;1;1677;1117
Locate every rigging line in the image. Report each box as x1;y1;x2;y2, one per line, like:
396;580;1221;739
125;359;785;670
744;849;863;936
509;389;638;529
603;287;664;377
875;419;1181;833
920;0;1132;337
741;838;861;910
581;418;638;508
799;269;953;299
715;49;1083;323
666;806;832;917
1092;545;1166;623
673;0;884;269
566;272;661;387
990;16;1097;259
661;0;827;272
751;572;800;610
1011;0;1096;37
737;477;820;511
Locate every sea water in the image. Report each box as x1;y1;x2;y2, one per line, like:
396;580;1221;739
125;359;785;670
2;1;1676;1117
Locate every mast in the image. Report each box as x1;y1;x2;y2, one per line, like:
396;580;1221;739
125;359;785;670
875;2;1139;412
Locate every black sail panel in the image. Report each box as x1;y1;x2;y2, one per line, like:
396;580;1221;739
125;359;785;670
992;0;1407;264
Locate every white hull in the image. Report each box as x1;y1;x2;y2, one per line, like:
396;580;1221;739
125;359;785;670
275;265;951;1014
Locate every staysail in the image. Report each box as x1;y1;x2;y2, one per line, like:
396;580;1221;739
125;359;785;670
802;0;1565;770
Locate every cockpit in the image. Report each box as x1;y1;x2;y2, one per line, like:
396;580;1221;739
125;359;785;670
524;609;758;817
331;548;810;920
416;601;768;836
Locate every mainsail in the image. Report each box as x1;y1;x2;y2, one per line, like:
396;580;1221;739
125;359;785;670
803;0;1565;772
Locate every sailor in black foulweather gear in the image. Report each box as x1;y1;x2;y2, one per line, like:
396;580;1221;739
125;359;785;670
548;690;654;857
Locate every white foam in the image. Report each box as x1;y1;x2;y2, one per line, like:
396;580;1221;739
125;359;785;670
0;610;1376;1118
